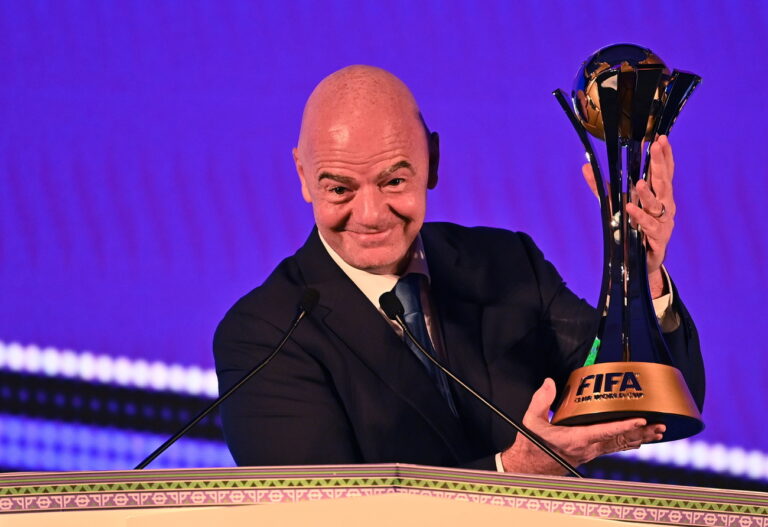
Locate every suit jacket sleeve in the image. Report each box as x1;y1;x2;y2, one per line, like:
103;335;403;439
213;305;364;466
662;278;705;410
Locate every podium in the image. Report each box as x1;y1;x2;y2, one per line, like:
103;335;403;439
0;464;765;526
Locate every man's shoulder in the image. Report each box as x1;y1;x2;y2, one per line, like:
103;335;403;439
220;228;326;320
217;253;307;331
421;222;557;296
422;221;538;259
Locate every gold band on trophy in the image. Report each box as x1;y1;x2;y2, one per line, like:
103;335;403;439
553;362;701;441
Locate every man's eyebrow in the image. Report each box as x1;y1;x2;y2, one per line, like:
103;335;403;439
318;172;355;184
379;160;413;178
318;161;413;183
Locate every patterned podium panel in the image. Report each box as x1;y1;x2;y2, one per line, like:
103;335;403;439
0;464;765;526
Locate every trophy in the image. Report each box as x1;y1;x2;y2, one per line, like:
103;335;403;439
550;44;703;442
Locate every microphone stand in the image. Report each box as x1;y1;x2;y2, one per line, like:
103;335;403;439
380;292;582;478
134;289;319;469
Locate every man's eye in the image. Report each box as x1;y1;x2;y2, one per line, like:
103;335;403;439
386;178;405;186
330;187;348;195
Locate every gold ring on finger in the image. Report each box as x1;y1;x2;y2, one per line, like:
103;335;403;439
648;203;666;219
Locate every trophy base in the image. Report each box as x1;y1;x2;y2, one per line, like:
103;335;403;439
551;362;703;442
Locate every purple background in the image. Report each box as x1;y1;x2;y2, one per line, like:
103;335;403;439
1;1;765;453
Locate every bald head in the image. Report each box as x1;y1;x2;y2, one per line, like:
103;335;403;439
296;65;425;157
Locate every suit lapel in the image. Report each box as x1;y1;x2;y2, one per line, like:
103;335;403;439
294;229;471;462
422;225;495;445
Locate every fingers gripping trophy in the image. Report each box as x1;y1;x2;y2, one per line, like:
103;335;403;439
551;44;703;442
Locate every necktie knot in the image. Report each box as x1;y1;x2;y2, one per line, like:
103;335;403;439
394;273;426;317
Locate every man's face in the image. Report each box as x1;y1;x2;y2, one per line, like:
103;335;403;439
295;114;435;274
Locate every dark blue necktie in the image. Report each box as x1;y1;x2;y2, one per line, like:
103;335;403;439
393;273;458;417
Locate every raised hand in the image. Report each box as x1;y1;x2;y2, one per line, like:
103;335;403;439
581;135;676;297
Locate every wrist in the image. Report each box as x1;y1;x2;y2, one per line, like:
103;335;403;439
500;435;569;476
648;268;666;298
499;438;526;473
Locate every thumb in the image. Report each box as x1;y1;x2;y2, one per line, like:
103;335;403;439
582;163;599;200
524;378;557;425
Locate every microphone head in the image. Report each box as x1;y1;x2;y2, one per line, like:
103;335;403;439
379;292;404;320
300;288;320;314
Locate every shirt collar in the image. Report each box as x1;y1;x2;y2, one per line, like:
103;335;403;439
318;231;430;310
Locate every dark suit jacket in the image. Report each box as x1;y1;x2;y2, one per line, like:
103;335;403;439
214;223;704;470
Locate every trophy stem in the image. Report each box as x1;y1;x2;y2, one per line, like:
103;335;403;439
596;69;638;364
554;70;694;366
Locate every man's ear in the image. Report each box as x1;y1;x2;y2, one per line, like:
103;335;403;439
293;147;313;203
427;131;439;189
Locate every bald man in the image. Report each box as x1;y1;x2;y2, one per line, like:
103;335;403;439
214;66;703;474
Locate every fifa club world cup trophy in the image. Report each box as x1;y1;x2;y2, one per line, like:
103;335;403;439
551;44;703;441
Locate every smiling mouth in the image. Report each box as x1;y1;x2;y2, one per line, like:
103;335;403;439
344;229;393;244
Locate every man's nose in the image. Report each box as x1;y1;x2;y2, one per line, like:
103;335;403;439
352;186;387;228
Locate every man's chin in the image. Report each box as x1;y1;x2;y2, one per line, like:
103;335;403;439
341;249;405;275
324;230;416;274
349;259;401;275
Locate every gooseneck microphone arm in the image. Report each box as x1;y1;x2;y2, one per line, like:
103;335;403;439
134;288;320;470
379;292;582;478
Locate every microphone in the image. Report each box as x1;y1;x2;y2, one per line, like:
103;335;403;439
379;291;583;478
134;288;320;470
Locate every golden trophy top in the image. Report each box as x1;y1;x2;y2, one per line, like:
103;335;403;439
572;43;671;141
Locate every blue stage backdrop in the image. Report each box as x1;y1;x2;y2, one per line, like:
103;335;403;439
1;1;766;476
